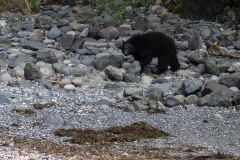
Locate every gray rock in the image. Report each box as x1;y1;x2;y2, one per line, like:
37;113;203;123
36;50;58;64
201;80;234;98
187;49;209;65
124;88;143;97
148;100;158;110
133;17;149;31
104;66;123;81
198;92;231;107
0;73;12;83
64;84;76;91
0;50;8;71
24;62;42;80
56;34;75;49
72;78;83;87
0;92;10;104
182;79;202;96
48;26;62;39
0;37;11;47
174;95;185;104
8;54;36;68
93;54;124;71
59;78;71;88
83;41;108;48
57;18;69;27
71;37;89;50
52;63;65;73
152;77;168;84
133;100;149;111
146;87;164;101
123;73;139;83
219;72;240;88
21;40;47;51
154;83;172;93
201;28;211;39
165;96;180;107
124;105;135;112
35;17;54;30
40;65;55;78
17;31;34;38
175;41;189;51
61;66;91;76
188;34;204;50
98;26;120;40
79;28;89;37
42;115;64;127
185;95;199;104
204;61;220;76
59;26;72;33
126;61;141;75
72;67;91;77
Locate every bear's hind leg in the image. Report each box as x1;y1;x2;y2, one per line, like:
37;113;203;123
169;55;180;71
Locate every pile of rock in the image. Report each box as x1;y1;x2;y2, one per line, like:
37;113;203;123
0;2;239;112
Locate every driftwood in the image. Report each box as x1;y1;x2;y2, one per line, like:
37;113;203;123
209;42;240;59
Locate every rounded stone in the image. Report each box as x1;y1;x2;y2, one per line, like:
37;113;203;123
64;84;76;91
72;78;83;86
15;70;24;77
59;78;71;88
0;73;12;82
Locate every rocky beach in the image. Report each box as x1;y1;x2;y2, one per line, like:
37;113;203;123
0;0;240;159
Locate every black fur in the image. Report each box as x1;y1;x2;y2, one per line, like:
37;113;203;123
122;32;180;74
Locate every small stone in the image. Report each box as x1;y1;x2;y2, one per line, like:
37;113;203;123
185;95;199;104
213;113;224;120
116;92;124;101
174;95;185;104
63;59;71;65
64;84;76;91
140;75;153;86
36;92;44;98
165;96;179;107
59;78;71;88
0;73;12;82
72;78;83;86
177;70;195;77
15;70;24;77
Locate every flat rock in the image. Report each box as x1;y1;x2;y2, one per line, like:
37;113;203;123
93;54;124;71
21;40;47;51
219;72;240;88
182;79;202;96
201;80;234;98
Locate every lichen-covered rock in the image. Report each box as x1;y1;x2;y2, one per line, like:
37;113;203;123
24;63;42;80
104;66;124;81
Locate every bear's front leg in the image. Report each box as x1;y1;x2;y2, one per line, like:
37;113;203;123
139;57;152;73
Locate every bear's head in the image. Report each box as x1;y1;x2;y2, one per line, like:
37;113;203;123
122;41;135;56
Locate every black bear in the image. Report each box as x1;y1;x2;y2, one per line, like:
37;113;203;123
122;32;180;74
